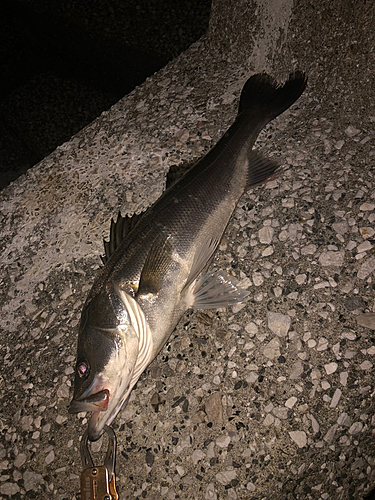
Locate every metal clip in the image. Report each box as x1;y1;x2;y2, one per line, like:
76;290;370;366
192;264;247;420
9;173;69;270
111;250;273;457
77;425;118;500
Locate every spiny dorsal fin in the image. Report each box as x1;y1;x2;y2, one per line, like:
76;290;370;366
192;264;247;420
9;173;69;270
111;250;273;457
101;211;145;264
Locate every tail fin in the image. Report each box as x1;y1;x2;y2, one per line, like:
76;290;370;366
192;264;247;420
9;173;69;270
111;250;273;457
238;71;307;119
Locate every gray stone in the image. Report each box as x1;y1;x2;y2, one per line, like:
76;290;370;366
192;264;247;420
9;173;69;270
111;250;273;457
215;468;237;486
289;430;307;448
356;313;375;330
204;392;223;426
357;257;375;280
319;251;345;267
23;470;43;492
267;311;291;337
263;337;281;359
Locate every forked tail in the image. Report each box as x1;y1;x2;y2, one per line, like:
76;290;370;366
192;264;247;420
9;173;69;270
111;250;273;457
238;71;307;120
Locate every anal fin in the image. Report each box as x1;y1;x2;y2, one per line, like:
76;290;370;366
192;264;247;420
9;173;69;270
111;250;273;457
246;151;279;190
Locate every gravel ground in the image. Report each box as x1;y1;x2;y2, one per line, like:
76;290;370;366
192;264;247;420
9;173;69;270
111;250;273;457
0;1;375;499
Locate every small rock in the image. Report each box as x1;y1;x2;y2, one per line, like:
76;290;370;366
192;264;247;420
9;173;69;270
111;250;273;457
0;483;20;496
267;311;291;337
337;412;351;427
357;241;373;253
285;396;298;409
289;361;304;380
360;227;375;239
146;450;154;466
310;414;320;434
23;470;43;491
357;257;375;280
349;422;363;435
360;360;373;370
356;313;375;330
264;414;275;425
323;424;338;443
324;362;338;375
215;469;236;486
216;435;231;448
14;453;27;468
289;430;307;448
205;483;217;500
330;389;342;408
191;449;205;464
205;392;223;426
258;226;274;244
301;244;317;255
272;407;289;420
359;203;375;211
252;272;264;286
263;338;281;360
45;450;55;465
335;140;345;150
319;251;345;267
345;125;360;137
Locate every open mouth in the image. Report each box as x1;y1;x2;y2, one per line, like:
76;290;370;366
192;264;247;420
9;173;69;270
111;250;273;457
68;388;109;414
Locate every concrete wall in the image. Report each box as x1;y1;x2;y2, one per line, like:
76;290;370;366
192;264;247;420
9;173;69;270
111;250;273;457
0;1;374;499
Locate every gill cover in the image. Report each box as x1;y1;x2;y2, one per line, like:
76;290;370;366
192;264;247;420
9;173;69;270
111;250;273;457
69;281;153;440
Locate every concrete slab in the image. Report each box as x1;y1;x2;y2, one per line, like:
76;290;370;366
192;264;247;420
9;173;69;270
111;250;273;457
0;0;374;498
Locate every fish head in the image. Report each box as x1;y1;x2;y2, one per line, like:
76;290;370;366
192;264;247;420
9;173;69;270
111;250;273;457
69;283;142;441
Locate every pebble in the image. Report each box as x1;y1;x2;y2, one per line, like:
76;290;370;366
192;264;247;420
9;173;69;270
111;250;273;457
215;468;237;486
357;257;375;279
349;422;363;435
258;226;274;244
263;338;281;359
310;414;320;434
359;203;375;211
267;311;291;337
360;361;373;370
324;362;338;375
323;424;338;443
289;430;307;448
216;435;231;448
289;361;304;380
205;483;217;500
356;313;375;330
285;396;298;408
345;126;360;137
319;251;345;267
0;483;20;496
14;453;27;468
205;392;223;426
191;449;205;464
23;470;43;491
330;389;342;408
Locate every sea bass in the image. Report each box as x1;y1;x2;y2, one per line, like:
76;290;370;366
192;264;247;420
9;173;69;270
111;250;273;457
69;72;307;441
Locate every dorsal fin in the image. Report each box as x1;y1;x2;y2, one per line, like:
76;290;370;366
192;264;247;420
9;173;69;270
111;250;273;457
101;211;145;264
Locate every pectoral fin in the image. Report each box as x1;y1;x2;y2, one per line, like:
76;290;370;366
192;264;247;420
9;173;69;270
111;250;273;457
187;269;250;309
137;234;175;296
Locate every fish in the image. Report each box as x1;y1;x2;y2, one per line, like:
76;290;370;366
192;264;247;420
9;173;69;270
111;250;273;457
69;72;307;441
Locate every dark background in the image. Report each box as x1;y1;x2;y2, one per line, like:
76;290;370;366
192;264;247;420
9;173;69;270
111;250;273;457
0;0;211;189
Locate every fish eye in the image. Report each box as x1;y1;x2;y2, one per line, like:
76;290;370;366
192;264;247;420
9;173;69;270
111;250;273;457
77;361;89;378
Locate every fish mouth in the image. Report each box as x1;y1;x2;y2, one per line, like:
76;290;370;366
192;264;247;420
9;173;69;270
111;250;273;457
68;388;109;414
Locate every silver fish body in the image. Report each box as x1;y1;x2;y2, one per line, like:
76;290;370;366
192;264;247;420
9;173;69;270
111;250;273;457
69;72;307;440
